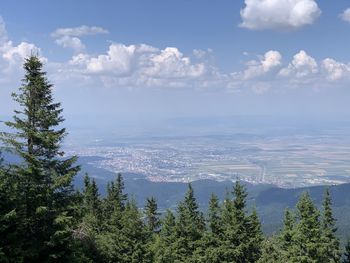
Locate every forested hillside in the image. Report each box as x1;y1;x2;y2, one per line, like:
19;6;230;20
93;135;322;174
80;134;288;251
1;56;350;262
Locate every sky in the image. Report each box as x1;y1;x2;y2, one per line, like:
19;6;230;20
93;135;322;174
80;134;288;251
1;0;350;128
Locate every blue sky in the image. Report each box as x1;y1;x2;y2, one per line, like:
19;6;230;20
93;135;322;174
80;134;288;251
1;0;350;125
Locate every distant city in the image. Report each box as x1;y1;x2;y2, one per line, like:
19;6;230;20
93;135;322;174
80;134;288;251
64;124;350;188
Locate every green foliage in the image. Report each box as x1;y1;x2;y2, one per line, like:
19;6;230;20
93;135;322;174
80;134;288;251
219;181;263;262
154;209;177;263
173;183;205;262
320;188;341;262
1;56;79;262
144;197;161;234
343;238;350;263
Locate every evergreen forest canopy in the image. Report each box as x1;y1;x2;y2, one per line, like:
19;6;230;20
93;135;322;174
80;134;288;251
0;56;350;262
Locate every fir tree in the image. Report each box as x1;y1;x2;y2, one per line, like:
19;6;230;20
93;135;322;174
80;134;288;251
292;192;322;262
343;238;350;263
0;153;22;262
207;193;222;236
173;184;205;262
119;199;148;263
154;209;177;263
280;208;295;249
246;208;264;262
1;55;79;261
83;175;101;217
144;197;161;233
103;173;127;223
258;237;286;263
192;193;223;263
143;197;161;263
221;181;252;262
320;188;341;262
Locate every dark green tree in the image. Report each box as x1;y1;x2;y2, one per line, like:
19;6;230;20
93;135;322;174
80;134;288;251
0;153;22;262
258;236;286;263
343;238;350;263
173;184;205;262
154;209;177;263
246;208;264;262
1;55;79;262
207;193;222;236
192;193;223;263
279;208;295;250
144;197;161;233
119;199;148;263
320;188;340;262
83;175;101;217
103;173;127;223
291;192;322;262
220;181;253;262
143;197;161;263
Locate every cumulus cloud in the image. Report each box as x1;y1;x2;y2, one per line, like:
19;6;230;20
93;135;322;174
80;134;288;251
244;50;282;79
55;36;85;52
340;8;350;23
144;47;206;79
2;16;350;95
240;0;321;30
279;50;317;78
58;45;350;92
51;25;108;38
51;25;108;52
62;43;211;89
69;43;158;75
322;58;350;81
0;17;43;77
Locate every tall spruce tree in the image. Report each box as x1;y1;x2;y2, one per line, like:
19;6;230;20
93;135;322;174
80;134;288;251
320;188;340;262
119;199;148;263
154;209;177;263
144;197;161;233
280;208;295;250
207;193;222;236
192;193;223;263
292;192;322;262
103;173;127;223
246;208;264;262
221;181;252;262
83;175;101;217
173;184;205;262
96;174;128;262
144;197;161;263
1;55;79;261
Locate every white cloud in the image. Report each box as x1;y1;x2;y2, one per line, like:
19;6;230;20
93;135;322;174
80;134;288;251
69;43;158;75
143;47;205;79
322;58;350;81
55;36;85;52
2;16;350;96
51;25;108;38
62;44;210;89
340;8;350;23
240;0;321;30
244;50;282;79
279;50;317;78
52;25;108;52
0;17;44;77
